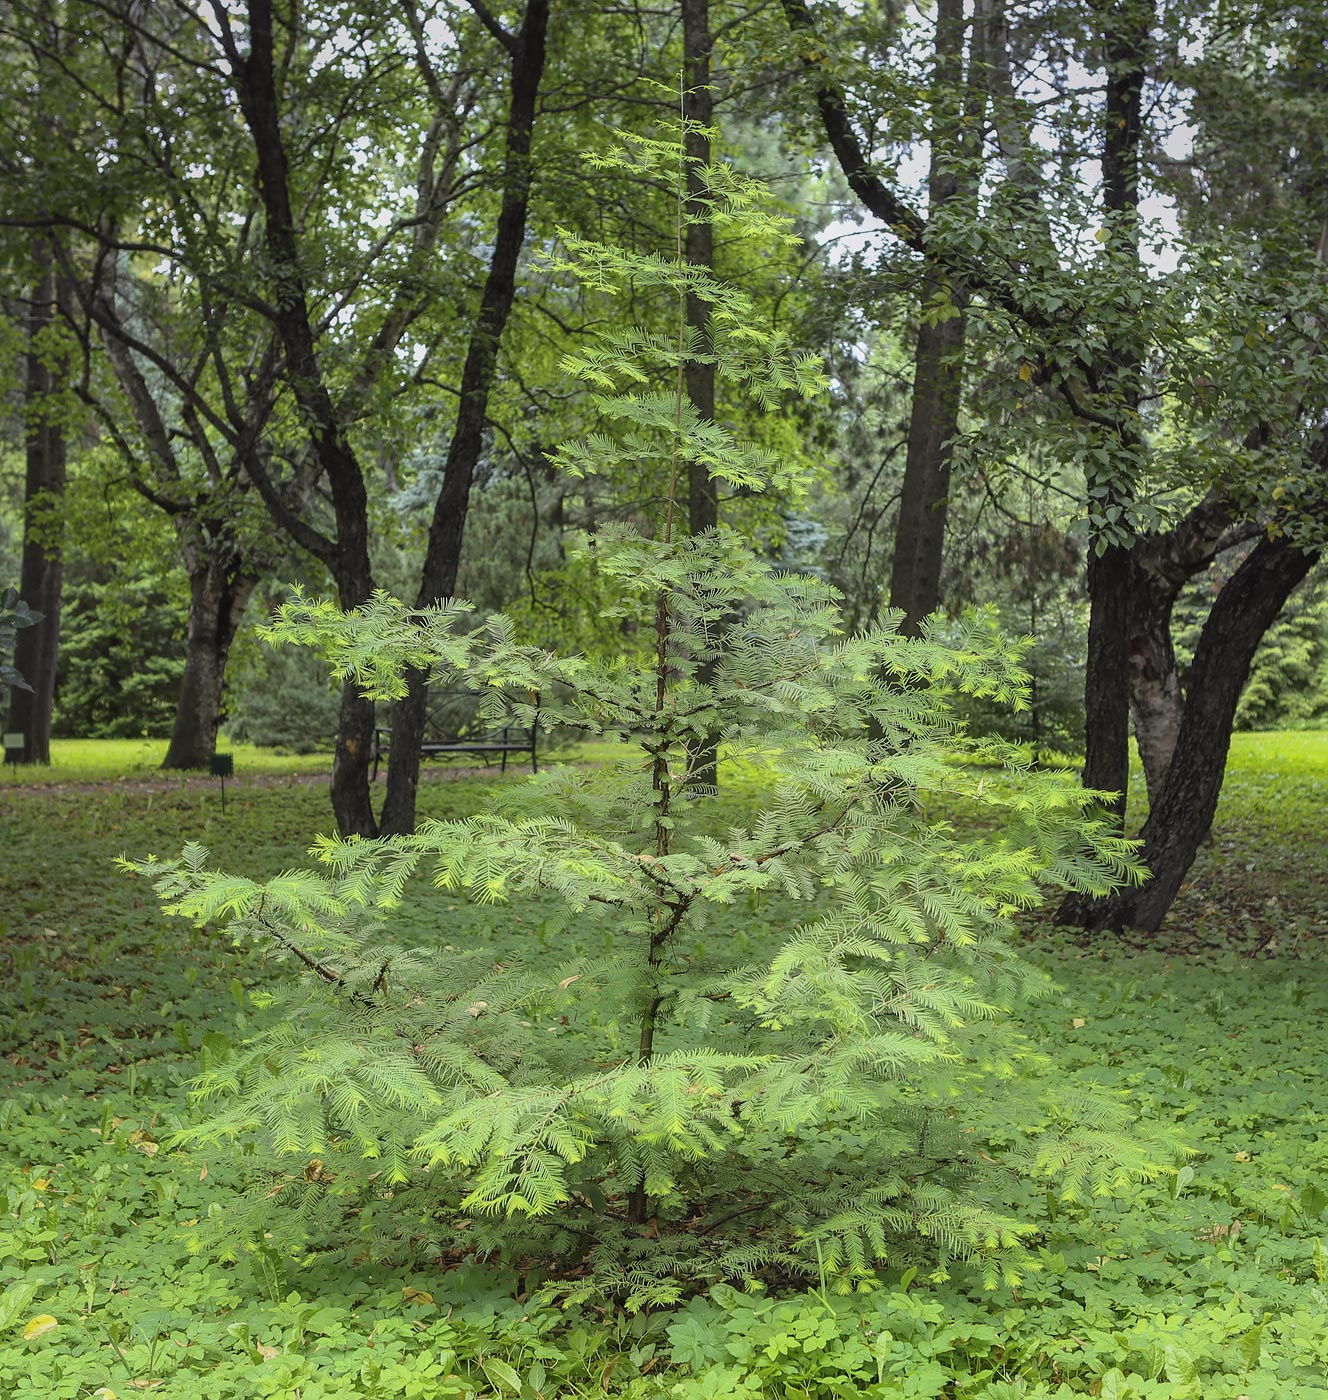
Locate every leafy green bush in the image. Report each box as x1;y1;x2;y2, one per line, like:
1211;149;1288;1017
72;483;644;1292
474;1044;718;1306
127;132;1162;1303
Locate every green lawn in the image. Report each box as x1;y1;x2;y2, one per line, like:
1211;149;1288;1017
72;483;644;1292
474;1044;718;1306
1;735;1326;1397
0;738;334;785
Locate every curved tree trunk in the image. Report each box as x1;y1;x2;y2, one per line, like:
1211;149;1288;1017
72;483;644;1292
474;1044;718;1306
161;557;258;769
1096;537;1316;932
5;261;67;765
1126;492;1247;807
224;0;381;838
379;0;550;836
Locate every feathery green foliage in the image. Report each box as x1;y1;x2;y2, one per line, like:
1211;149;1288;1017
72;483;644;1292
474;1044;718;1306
126;124;1166;1299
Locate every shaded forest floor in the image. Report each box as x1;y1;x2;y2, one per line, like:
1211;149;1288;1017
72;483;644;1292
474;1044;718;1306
1;733;1327;1397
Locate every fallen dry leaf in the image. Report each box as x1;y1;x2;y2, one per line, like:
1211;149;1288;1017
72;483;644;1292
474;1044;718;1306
23;1315;58;1340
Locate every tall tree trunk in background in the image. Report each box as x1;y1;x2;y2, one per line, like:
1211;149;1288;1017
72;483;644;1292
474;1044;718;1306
1055;0;1148;925
92;259;274;775
223;0;380;835
888;0;977;637
161;547;258;769
378;0;550;836
1095;538;1317;931
5;259;66;766
682;0;721;789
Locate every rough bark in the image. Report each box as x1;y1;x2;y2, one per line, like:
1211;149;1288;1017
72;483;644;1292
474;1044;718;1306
161;556;258;769
378;0;550;835
5;261;66;765
1080;542;1135;811
1126;563;1184;806
888;0;974;637
1054;1;1149;925
1084;0;1147;814
1125;492;1247;804
890;304;967;634
1096;538;1317;931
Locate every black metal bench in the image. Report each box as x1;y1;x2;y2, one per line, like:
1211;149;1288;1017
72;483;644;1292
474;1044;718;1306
371;689;538;781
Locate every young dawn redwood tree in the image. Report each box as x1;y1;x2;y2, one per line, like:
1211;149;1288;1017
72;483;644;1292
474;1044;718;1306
130;132;1162;1300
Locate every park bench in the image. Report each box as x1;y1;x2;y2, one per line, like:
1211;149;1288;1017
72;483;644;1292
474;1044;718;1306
371;689;538;781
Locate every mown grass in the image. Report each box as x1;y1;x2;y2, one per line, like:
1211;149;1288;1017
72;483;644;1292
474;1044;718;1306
0;738;334;786
1;736;1327;1397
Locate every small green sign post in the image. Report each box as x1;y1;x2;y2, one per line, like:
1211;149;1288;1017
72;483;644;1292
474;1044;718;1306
210;752;234;813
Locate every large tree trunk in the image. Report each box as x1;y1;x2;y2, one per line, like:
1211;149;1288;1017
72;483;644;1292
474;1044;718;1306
326;528;379;836
1125;491;1246;806
5;262;67;766
224;0;381;836
1053;539;1135;925
887;0;976;637
889;301;967;634
1094;537;1316;931
379;0;550;836
1126;560;1184;808
1054;1;1148;926
1079;541;1135;814
161;556;258;769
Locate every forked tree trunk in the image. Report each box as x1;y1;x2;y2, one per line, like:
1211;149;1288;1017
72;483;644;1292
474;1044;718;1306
5;262;67;765
1125;492;1247;807
161;557;258;769
1095;537;1316;932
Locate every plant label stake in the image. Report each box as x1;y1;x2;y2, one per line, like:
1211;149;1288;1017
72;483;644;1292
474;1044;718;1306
210;752;234;813
3;732;23;766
